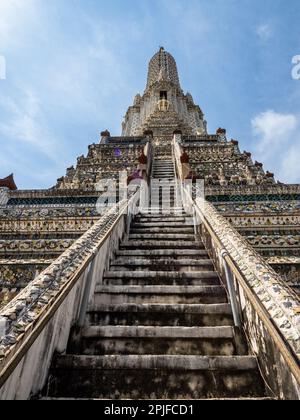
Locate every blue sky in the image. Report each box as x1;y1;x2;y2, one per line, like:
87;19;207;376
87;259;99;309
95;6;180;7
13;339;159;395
0;0;300;189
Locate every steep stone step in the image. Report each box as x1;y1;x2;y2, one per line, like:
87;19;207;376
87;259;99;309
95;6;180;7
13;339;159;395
153;167;174;169
149;197;177;200
153;171;174;174
153;163;173;166
129;234;196;240
120;241;204;250
140;209;185;215
153;169;174;171
135;217;190;223
151;171;175;175
136;214;189;219
130;228;195;235
103;271;220;286
78;326;237;356
110;258;214;272
47;355;264;399
132;222;192;228
87;303;233;327
153;173;175;177
93;285;227;304
116;249;208;257
152;176;174;178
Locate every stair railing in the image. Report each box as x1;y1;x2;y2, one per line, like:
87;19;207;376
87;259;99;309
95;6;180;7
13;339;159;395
172;135;300;399
0;188;140;400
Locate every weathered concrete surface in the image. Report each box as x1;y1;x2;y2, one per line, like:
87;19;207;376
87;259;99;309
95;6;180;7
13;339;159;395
47;355;265;399
93;285;227;304
79;326;237;356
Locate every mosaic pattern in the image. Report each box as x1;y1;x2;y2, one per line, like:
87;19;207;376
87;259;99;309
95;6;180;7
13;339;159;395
227;215;300;227
215;201;300;214
0;265;41;287
0;218;95;234
0;239;74;254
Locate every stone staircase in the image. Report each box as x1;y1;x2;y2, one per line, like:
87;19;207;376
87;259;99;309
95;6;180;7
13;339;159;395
44;157;268;400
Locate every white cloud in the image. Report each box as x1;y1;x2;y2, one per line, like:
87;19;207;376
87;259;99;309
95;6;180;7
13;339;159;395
0;0;38;43
252;110;300;183
252;110;297;152
256;24;273;41
0;88;60;159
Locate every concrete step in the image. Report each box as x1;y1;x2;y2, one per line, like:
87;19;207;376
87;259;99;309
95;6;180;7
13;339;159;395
120;241;205;250
116;249;208;257
132;222;191;228
135;219;191;225
153;169;174;171
152;176;175;179
148;198;178;203
153;174;175;177
130;228;195;235
140;209;185;215
103;271;220;286
78;326;237;357
110;258;214;272
150;195;177;198
112;258;213;265
150;184;177;188
129;234;196;240
153;164;173;167
152;174;174;177
136;213;188;219
153;171;174;174
47;355;265;399
87;303;233;327
153;173;174;175
93;285;227;304
152;174;175;177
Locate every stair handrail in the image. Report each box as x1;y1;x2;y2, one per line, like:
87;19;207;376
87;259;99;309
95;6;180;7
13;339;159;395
0;187;140;391
172;136;300;388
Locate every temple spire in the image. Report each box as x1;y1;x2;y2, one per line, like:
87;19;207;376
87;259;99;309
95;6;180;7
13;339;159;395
146;47;181;91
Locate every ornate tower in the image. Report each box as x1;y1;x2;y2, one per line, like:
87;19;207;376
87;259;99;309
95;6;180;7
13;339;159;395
122;47;207;139
1;46;300;402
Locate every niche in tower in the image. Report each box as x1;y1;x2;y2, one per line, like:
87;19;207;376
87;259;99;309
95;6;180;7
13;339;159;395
160;91;168;100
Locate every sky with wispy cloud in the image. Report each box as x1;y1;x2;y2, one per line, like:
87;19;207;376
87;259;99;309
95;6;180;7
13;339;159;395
0;0;300;189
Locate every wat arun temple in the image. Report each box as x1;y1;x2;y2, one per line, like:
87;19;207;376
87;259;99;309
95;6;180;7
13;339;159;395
0;48;300;400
